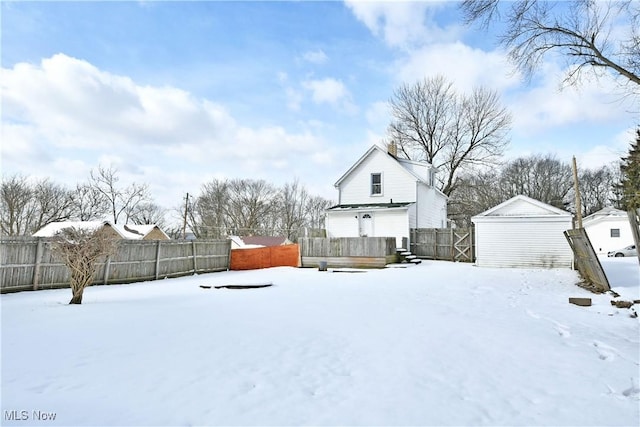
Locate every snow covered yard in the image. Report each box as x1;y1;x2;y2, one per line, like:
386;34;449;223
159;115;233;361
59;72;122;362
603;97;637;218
2;259;639;426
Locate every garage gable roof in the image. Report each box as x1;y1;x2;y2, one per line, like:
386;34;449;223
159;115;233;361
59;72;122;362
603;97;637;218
472;195;571;220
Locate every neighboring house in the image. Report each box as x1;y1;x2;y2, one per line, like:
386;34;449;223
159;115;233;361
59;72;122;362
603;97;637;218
583;207;634;255
33;221;170;240
325;144;448;247
229;235;293;249
472;195;573;269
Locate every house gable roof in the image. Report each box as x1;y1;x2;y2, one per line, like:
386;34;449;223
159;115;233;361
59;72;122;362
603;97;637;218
334;144;431;188
472;195;571;219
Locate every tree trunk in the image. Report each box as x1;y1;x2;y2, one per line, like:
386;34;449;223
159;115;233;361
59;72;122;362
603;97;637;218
69;291;83;304
628;209;640;264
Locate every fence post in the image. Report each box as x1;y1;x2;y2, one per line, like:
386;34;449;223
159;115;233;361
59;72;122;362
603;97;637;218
192;240;198;274
103;256;112;285
32;238;44;291
155;240;162;280
450;228;455;261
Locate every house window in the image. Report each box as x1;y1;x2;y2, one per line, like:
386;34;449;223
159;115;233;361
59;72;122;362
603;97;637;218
371;173;382;195
610;228;620;238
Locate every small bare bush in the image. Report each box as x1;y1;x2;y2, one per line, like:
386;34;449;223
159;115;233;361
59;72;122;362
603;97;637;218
51;227;118;304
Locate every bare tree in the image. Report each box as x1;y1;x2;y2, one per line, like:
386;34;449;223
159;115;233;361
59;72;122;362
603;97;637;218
448;169;503;226
388;75;511;196
89;165;151;224
72;183;110;221
0;175;35;235
461;0;640;91
51;226;119;304
578;164;619;216
304;195;333;230
224;179;278;235
30;179;74;232
500;154;573;208
128;202;167;227
0;175;74;235
191;179;229;238
277;179;309;241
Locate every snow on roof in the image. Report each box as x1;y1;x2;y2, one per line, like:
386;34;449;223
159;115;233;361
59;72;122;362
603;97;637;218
33;221;167;240
583;207;627;224
33;221;113;237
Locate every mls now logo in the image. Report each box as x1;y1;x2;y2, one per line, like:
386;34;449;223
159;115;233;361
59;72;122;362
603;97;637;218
4;410;57;421
4;410;29;421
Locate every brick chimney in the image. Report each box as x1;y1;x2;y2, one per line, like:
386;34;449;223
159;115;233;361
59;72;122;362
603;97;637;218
387;141;397;157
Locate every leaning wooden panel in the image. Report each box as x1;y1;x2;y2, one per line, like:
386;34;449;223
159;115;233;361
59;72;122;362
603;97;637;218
564;228;610;292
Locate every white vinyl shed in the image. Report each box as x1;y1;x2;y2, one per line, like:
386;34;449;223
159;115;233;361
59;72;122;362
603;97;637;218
471;195;574;269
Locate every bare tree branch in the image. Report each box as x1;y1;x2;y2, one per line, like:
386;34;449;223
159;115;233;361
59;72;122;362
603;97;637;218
387;75;511;197
462;0;640;91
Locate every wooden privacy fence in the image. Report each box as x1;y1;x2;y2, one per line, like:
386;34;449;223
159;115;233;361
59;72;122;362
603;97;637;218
300;237;398;268
564;229;610;293
409;228;475;262
230;244;301;270
0;237;231;293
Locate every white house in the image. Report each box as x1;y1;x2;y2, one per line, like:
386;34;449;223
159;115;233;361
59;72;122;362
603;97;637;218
325;144;448;247
472;195;574;269
583;207;634;255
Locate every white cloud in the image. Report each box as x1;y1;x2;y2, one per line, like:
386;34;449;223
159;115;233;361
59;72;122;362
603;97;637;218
302;77;357;113
365;101;390;128
302;49;328;64
303;77;347;104
345;0;460;49
508;63;636;135
577;128;634;169
1;54;333;209
395;42;519;92
285;87;303;111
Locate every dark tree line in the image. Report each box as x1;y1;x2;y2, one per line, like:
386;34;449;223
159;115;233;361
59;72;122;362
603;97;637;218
1;166;162;236
448;154;623;226
1;168;333;240
186;178;333;241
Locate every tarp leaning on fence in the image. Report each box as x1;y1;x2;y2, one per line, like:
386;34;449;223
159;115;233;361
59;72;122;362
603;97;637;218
229;244;301;270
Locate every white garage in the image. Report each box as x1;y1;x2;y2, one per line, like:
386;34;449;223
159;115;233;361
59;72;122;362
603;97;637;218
471;195;574;269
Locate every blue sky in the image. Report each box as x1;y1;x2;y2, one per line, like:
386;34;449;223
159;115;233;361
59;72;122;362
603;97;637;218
2;1;638;220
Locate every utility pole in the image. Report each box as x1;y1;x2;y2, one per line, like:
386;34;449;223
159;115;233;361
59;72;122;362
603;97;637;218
572;156;582;229
182;193;189;239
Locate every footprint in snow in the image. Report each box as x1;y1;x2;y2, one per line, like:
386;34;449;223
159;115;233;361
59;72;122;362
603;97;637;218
622;379;640;398
593;341;617;361
552;321;571;338
525;309;541;319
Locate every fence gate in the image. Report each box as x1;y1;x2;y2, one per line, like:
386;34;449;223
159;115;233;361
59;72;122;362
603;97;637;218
410;228;475;262
564;228;610;292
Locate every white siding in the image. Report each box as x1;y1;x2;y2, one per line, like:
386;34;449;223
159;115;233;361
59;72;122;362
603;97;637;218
373;210;409;247
340;149;415;204
326;211;359;238
416;183;448;228
584;218;634;254
326;209;409;247
474;218;573;268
